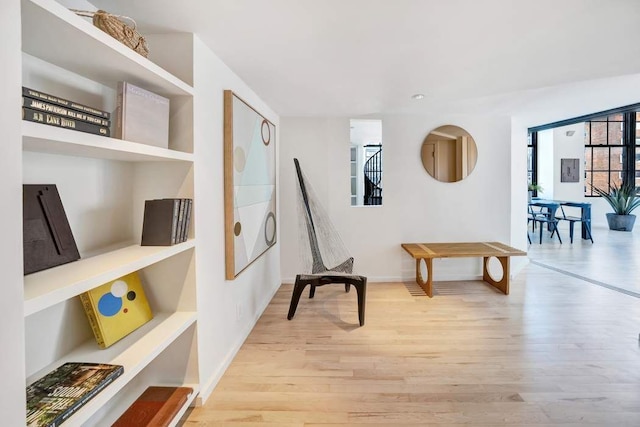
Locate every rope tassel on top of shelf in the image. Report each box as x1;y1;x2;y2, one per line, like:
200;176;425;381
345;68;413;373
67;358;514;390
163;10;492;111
71;9;149;57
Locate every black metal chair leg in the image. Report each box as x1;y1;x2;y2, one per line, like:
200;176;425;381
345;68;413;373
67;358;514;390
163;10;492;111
354;278;367;326
586;223;594;243
287;275;308;320
569;221;575;243
554;223;562;244
288;275;367;326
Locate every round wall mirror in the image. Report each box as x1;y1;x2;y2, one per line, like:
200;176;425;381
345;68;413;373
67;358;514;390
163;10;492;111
421;125;478;182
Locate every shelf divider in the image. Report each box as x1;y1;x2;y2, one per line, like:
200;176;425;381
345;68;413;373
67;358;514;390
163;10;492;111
24;240;196;317
22;121;194;162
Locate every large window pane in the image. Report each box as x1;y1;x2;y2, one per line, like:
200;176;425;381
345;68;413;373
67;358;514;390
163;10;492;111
592;171;609;192
608;121;624;145
591;147;609;171
590;122;607;145
609;146;625;171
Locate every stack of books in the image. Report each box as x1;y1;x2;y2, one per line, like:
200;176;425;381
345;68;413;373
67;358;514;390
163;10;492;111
22;87;111;137
141;198;193;246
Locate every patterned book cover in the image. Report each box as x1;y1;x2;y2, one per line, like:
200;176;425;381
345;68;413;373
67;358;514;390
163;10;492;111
26;362;124;427
79;272;153;348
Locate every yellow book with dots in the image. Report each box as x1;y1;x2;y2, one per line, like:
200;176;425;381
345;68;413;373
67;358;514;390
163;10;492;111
79;272;153;349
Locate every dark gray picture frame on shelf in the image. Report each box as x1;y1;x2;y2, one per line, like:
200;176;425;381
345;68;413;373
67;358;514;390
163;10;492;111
561;158;580;182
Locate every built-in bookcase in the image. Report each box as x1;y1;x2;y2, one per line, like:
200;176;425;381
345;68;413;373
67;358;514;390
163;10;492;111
21;0;199;424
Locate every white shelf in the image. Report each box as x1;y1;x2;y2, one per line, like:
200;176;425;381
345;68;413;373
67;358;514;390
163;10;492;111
24;240;196;317
26;311;197;427
22;121;194;162
21;0;193;97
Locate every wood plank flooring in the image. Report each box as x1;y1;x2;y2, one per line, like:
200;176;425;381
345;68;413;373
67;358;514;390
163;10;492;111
184;227;640;426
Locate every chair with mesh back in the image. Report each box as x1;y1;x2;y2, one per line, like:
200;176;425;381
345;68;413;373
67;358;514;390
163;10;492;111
287;158;367;326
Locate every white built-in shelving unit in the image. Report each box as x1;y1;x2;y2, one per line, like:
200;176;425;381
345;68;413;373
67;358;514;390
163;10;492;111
20;0;199;424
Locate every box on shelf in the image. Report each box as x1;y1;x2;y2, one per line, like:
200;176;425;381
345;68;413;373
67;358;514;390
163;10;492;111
115;81;170;148
23;184;81;275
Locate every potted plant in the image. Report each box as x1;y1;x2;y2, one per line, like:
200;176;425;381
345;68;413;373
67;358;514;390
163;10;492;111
592;182;640;231
528;183;543;202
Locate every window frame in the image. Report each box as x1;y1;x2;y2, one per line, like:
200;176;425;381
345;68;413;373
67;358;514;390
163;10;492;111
528;103;640;198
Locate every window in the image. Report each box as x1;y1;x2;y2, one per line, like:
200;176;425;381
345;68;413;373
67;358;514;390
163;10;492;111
584;114;625;196
527;132;537;194
528;104;639;198
349;119;383;206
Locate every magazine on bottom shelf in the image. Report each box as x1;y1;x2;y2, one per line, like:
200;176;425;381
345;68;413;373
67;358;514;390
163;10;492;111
26;362;124;427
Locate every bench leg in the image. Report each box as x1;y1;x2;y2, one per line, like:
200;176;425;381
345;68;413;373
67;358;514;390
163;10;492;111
483;256;510;295
415;258;433;298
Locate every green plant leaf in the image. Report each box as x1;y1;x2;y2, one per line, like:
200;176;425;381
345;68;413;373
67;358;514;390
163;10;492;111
591;182;640;215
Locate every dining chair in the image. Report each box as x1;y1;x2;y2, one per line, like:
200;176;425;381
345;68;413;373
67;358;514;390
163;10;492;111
555;205;594;243
529;204;562;244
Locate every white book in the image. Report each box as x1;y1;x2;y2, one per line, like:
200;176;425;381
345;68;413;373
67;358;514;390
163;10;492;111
115;81;170;148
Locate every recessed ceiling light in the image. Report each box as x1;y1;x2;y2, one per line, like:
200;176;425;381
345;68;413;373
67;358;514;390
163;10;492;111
411;94;425;100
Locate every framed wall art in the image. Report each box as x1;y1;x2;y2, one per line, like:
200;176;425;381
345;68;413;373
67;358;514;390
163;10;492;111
224;90;277;280
561;158;579;182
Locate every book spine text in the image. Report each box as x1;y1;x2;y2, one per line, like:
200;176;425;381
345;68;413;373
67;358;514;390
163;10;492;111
22;107;110;137
22;87;110;119
23;96;110;127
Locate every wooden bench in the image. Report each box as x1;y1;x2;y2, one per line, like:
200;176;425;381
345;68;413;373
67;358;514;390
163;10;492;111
401;242;527;297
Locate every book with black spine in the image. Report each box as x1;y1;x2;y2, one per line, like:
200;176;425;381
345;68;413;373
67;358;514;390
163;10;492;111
26;362;124;427
141;199;180;246
22;107;110;137
182;199;193;242
22;86;110;120
176;199;186;243
23;96;111;127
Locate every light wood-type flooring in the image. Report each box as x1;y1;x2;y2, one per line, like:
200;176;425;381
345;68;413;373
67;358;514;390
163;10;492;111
184;225;640;426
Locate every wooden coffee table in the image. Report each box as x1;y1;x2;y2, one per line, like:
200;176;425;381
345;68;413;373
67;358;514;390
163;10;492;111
401;242;527;297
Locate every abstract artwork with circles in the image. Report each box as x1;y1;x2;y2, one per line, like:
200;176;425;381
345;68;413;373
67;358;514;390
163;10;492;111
224;90;277;279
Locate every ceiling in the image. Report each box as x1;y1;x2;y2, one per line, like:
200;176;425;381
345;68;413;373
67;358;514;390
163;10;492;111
90;0;640;117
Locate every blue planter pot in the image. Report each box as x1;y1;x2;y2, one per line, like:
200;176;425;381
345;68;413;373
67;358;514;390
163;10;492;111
606;213;636;231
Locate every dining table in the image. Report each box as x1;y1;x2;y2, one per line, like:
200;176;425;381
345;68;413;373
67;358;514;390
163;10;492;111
529;198;592;240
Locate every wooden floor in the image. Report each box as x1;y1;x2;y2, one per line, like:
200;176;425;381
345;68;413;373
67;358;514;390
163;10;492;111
184;226;640;426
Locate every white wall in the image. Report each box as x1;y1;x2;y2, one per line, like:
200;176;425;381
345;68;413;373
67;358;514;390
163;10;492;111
553;124;585;202
280;114;515;283
191;35;281;402
0;0;25;423
537;129;555;199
